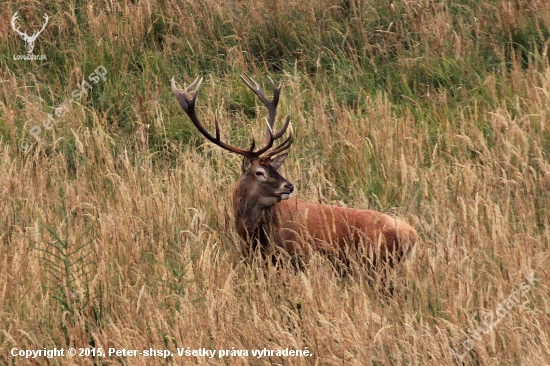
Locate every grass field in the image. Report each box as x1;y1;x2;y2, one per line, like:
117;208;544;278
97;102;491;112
1;0;549;364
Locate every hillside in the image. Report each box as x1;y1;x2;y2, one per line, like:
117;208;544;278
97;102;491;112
1;0;549;364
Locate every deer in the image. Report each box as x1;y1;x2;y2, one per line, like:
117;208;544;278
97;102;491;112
11;11;49;54
171;75;418;270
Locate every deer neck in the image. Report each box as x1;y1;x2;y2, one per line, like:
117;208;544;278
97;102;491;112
232;181;279;247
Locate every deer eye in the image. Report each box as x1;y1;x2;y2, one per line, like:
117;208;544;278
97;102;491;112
255;171;264;176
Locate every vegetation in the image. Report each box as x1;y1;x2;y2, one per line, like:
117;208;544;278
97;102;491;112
1;0;549;364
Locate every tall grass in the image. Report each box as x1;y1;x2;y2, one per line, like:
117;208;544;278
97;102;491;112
1;0;549;364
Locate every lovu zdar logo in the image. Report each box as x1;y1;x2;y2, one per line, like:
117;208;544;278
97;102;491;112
11;11;48;61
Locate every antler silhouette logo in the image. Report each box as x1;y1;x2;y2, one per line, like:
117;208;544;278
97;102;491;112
11;11;49;54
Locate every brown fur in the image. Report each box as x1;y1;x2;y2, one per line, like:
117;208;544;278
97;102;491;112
232;159;418;267
276;198;418;266
171;74;417;267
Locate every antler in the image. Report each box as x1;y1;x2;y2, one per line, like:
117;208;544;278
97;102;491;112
30;14;49;41
239;74;293;157
11;12;48;41
171;76;254;157
171;75;293;159
11;12;29;40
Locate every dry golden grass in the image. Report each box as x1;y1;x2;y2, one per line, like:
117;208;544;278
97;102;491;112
1;0;549;365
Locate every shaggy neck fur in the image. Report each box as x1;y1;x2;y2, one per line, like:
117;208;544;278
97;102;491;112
233;179;280;254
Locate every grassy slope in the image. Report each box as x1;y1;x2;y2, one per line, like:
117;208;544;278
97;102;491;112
0;0;549;364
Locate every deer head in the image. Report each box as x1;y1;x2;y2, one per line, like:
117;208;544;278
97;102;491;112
11;11;49;54
171;75;295;209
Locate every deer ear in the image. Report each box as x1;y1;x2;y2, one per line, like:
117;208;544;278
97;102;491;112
241;157;252;173
271;153;288;169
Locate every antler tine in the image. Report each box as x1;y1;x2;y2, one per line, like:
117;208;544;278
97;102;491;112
265;134;294;158
171;76;254;157
271;115;291;140
30;13;49;39
11;12;28;38
265;120;294;158
37;14;48;34
240;74;267;105
253;115;292;156
240;74;282;146
171;76;202;113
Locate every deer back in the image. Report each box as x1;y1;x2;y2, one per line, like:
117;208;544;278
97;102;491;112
275;198;418;265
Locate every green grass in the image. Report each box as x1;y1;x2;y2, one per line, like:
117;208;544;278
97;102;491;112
1;0;549;364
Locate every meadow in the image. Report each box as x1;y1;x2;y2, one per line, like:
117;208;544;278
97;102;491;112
0;0;549;364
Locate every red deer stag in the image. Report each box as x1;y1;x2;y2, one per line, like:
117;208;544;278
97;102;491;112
171;75;418;268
